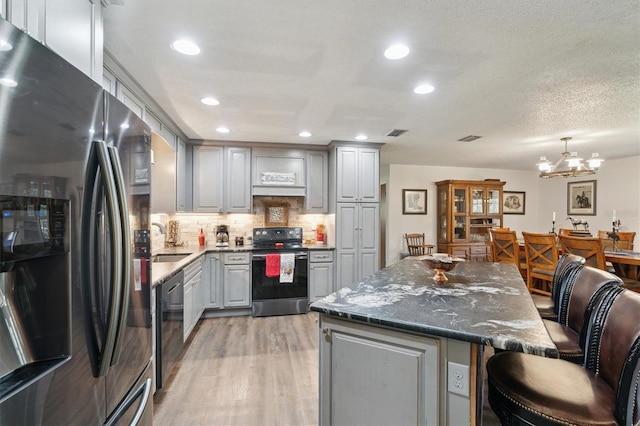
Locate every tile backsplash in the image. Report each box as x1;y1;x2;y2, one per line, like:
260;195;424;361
149;197;334;252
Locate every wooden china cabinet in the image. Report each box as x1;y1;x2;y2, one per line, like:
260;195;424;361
436;179;505;261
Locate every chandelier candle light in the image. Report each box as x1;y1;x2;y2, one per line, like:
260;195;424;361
537;137;604;178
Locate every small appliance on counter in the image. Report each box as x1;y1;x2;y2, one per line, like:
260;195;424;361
216;224;229;247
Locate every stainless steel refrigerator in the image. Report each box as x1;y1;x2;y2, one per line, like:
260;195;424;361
0;17;153;425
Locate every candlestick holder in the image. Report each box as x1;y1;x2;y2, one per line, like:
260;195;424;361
607;220;622;251
550;220;556;237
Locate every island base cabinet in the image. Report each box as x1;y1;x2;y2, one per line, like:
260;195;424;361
318;315;478;425
319;316;440;425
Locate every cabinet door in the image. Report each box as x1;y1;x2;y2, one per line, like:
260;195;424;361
336;204;357;252
117;85;145;120
192;146;223;212
103;67;118;96
358;148;379;202
487;187;501;214
151;133;176;214
192;271;203;323
309;262;334;302
223;265;251;308
183;281;193;342
359;203;379;279
224;147;251;213
470;186;485;215
205;254;222;309
176;139;186;212
336;147;359;202
306;151;328;212
319;319;439;425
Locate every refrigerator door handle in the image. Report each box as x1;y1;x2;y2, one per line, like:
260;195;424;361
107;146;131;366
81;140;124;378
104;377;152;426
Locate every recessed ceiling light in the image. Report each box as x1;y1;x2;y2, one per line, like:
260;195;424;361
171;39;201;55
384;44;410;60
355;134;368;141
201;97;219;106
299;131;312;138
0;77;17;87
216;126;230;134
414;84;435;94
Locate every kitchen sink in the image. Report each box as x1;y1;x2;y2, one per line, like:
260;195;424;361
151;253;191;263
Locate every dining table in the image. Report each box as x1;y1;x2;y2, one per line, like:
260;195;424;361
604;250;640;280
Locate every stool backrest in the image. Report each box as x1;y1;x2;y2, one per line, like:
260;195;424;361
583;289;640;425
551;254;586;314
558;266;622;356
559;235;606;270
489;229;519;264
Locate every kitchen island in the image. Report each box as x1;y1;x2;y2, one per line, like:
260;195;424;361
310;257;557;425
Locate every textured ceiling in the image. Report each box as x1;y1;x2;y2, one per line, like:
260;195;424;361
103;0;640;170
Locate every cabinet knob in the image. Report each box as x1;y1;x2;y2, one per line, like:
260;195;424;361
321;327;330;335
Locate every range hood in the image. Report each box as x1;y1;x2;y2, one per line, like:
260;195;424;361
252;149;306;197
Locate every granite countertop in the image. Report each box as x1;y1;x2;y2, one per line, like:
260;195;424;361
151;244;335;286
310;257;558;357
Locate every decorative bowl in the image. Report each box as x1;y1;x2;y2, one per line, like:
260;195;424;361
419;255;465;282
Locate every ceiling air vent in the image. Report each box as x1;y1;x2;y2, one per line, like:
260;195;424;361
386;129;408;137
457;135;482;142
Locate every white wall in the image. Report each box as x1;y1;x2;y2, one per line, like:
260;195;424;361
385;155;640;265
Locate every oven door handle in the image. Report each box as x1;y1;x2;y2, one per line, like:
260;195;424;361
252;252;308;260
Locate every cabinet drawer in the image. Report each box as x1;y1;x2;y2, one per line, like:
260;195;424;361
183;257;203;282
470;245;489;254
224;252;250;265
310;250;334;263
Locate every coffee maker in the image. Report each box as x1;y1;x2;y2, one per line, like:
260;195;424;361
215;225;229;247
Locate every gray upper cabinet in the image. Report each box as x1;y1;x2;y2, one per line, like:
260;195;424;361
176;138;186;212
151;133;176;214
118;85;145;120
336;146;380;202
252;149;306;196
306;151;328;213
192;145;250;213
192;145;224;212
5;0;103;81
225;147;251;213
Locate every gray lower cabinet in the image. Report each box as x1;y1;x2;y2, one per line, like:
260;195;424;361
309;250;334;302
183;258;203;341
205;253;222;309
223;253;251;308
318;316;439;425
336;203;379;289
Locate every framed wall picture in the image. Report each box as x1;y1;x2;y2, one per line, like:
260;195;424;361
402;189;427;214
503;191;525;215
264;203;289;226
567;180;597;216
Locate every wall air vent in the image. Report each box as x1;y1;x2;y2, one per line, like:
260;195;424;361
457;135;482;142
386;129;408;137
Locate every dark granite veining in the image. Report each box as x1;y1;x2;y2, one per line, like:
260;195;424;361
310;257;558;357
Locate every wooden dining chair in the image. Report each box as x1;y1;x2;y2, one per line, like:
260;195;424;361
557;228;573;237
404;233;434;256
489;229;525;278
558;235;607;270
597;230;636;251
522;232;559;296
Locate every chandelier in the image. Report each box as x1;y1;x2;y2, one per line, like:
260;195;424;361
537;137;604;178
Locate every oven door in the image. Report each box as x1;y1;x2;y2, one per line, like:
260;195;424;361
251;251;309;316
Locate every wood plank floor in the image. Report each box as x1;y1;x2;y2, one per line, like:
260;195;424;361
153;312;500;425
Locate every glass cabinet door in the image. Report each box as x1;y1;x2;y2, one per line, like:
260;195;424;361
487;188;501;214
471;187;484;214
453;187;466;214
439;187;448;215
439;215;447;240
454;216;466;240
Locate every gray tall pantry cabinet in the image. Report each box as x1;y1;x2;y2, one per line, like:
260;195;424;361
330;141;383;290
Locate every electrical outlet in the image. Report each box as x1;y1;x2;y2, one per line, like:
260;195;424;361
447;362;470;397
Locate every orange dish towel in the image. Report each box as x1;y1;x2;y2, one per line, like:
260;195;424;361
265;253;280;277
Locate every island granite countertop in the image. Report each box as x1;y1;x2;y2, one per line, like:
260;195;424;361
310;257;558;357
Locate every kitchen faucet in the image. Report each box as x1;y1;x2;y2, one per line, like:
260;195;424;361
152;222;167;234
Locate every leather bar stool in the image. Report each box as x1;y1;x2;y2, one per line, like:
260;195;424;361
532;253;585;321
543;266;623;364
488;286;640;425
